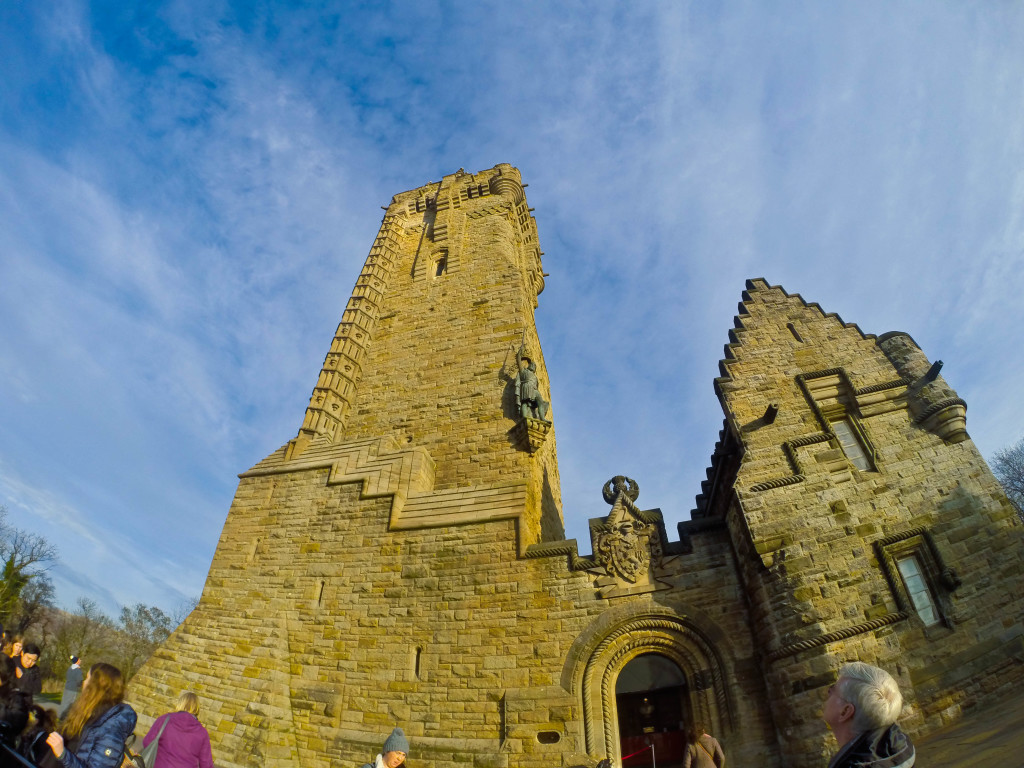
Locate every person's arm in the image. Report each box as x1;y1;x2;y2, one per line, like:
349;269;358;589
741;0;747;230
28;669;43;696
142;714;166;747
198;728;215;768
713;738;724;767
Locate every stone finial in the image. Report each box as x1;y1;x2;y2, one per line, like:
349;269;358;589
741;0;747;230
602;476;639;505
589;476;675;598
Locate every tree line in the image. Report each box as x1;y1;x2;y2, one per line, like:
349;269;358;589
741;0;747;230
0;505;196;687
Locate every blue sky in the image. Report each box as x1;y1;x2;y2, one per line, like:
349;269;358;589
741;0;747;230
2;1;1023;616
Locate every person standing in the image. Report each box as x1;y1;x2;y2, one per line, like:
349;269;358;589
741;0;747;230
59;656;84;717
683;722;724;768
0;655;31;743
13;642;42;700
361;727;409;768
2;633;23;658
45;663;137;768
141;691;214;768
823;662;915;768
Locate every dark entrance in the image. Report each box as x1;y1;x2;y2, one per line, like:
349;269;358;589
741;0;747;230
615;654;689;768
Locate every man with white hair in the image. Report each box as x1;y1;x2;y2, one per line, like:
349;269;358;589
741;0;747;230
822;661;916;768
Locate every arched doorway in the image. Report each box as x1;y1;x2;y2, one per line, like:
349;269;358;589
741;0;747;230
568;610;732;764
615;654;688;768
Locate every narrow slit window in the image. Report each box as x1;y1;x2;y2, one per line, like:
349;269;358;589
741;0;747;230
317;580;326;607
896;556;940;626
787;322;803;342
414;647;422;679
831;418;872;471
435;256;447;277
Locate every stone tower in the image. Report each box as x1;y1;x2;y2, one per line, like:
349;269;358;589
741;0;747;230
128;165;571;766
128;177;1024;768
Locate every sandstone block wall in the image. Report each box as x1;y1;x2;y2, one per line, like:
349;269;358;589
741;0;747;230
128;454;777;767
128;178;1024;768
128;168;779;768
716;278;1024;765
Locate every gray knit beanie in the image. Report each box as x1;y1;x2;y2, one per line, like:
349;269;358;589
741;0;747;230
383;727;409;755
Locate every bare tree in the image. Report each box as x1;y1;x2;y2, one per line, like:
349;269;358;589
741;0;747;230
117;603;174;681
41;597;116;680
170;595;200;629
5;573;56;635
992;436;1024;522
0;505;59;629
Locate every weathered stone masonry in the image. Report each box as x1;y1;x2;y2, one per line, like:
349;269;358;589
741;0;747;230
129;166;1024;768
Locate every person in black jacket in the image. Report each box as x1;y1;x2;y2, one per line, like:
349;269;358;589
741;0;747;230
13;643;42;700
0;654;31;752
823;662;915;768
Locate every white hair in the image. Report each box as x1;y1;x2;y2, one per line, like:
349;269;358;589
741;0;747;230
837;662;903;732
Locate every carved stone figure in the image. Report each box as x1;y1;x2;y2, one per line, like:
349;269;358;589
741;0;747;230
516;344;549;421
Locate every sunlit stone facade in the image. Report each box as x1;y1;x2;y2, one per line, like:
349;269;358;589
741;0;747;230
129;166;1024;768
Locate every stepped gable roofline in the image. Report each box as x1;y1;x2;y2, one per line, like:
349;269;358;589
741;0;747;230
714;277;876;393
690;423;739;520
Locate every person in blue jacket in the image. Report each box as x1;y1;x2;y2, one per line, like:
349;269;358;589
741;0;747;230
45;663;137;768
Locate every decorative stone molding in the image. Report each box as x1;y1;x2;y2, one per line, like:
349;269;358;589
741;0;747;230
510;416;552;454
873;526;962;624
748;367;902;493
765;612;909;662
877;331;970;442
915;398;969;444
575;614;733;762
295;215;404;448
243;433;533;553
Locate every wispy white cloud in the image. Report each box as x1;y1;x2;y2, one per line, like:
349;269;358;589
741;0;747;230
2;1;1023;605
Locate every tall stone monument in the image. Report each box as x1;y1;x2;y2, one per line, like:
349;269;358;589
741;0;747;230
128;168;1024;768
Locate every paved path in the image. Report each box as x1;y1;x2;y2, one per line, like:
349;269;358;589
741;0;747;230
913;689;1024;767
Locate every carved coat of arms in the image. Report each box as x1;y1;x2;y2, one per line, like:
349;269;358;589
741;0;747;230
595;519;651;583
588;476;677;598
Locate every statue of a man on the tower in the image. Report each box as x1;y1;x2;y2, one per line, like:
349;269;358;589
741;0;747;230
516;342;549;422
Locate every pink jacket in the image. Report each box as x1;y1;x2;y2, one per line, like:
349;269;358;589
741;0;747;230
142;711;214;768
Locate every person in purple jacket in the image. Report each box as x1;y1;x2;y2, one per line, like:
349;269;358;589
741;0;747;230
141;691;214;768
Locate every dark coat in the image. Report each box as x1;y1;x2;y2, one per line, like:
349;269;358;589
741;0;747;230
13;663;41;698
63;666;84;695
0;684;30;744
827;723;915;768
58;702;137;768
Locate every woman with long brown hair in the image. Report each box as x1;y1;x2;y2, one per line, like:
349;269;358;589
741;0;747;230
45;663;137;768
